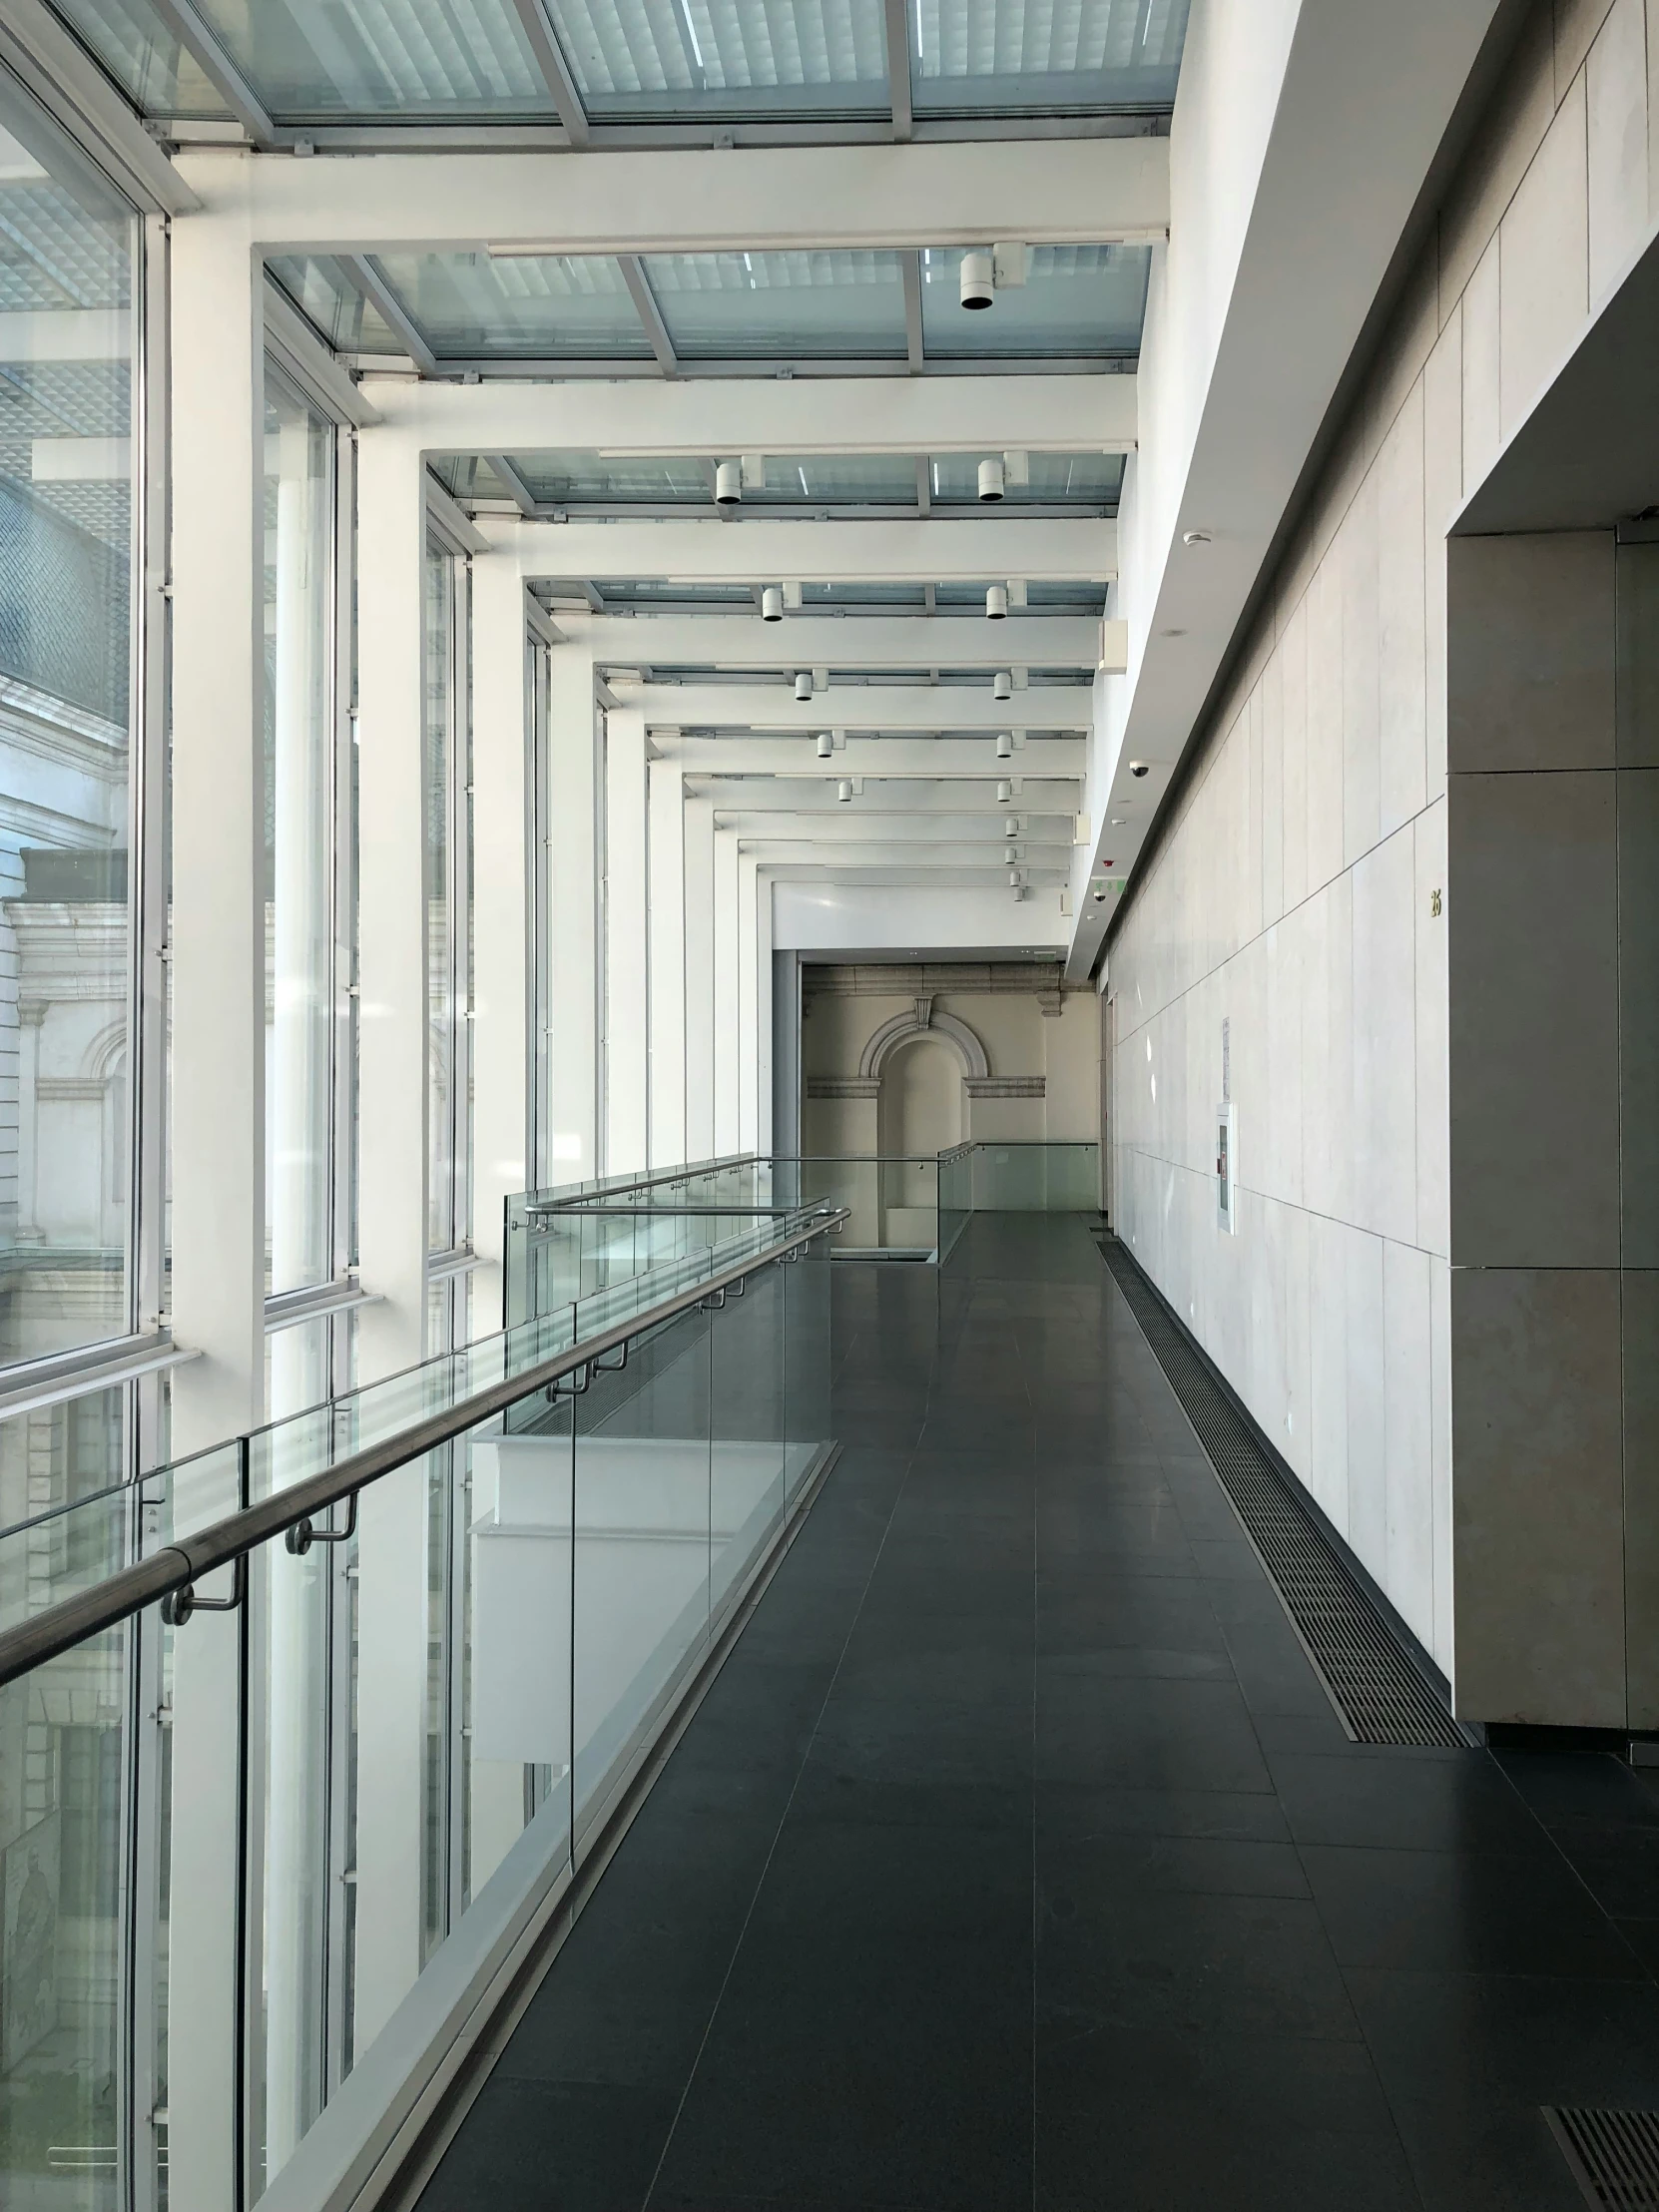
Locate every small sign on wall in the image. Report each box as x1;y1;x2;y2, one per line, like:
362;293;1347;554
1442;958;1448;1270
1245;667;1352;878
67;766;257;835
1217;1101;1237;1234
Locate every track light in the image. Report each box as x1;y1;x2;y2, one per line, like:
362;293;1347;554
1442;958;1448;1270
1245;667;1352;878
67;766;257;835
836;778;853;803
986;582;1008;619
794;672;813;701
978;458;1004;504
715;459;742;505
762;585;783;622
817;733;833;758
995;731;1013;758
960;251;994;309
993;671;1012;701
996;779;1013;803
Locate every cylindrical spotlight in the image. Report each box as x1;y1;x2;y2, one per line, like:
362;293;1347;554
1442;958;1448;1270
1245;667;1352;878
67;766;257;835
816;733;833;758
986;582;1008;619
996;779;1013;803
761;585;784;622
995;731;1013;758
993;670;1013;701
794;671;813;701
836;778;853;803
978;458;1005;503
960;251;994;309
715;458;742;505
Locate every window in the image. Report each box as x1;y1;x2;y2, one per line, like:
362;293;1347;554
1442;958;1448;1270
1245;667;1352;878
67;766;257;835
0;86;141;1367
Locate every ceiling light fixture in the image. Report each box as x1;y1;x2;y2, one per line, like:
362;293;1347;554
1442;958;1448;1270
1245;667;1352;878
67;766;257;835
761;585;784;622
995;731;1013;758
986;583;1008;619
715;459;742;505
978;458;1005;503
794;672;813;701
993;671;1012;702
816;733;833;758
960;251;994;309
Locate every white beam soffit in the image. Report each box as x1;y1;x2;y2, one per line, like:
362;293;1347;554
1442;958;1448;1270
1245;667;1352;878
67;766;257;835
627;689;1088;731
174;141;1169;255
363;373;1136;455
558;613;1114;666
498;517;1115;581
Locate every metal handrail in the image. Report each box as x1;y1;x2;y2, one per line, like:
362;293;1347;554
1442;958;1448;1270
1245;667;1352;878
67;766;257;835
0;1206;844;1694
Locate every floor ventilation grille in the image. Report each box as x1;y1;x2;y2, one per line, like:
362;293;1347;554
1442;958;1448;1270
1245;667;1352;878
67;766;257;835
1096;1235;1469;1751
1545;2107;1659;2207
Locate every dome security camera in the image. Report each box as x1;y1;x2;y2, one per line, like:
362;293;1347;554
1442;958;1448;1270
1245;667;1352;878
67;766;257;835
959;251;994;309
1130;760;1150;779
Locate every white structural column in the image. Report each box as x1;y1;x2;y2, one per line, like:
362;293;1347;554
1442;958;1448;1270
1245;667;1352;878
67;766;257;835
351;424;432;2052
166;176;264;2212
548;644;599;1175
738;851;762;1153
684;798;716;1159
713;828;741;1153
648;759;687;1168
603;706;649;1176
472;551;532;1323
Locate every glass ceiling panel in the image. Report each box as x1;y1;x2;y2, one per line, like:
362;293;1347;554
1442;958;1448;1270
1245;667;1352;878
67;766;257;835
370;253;653;358
268;255;402;353
543;0;888;119
49;0;232;116
912;0;1190;113
929;450;1123;505
644;252;906;359
920;245;1149;358
191;0;550;119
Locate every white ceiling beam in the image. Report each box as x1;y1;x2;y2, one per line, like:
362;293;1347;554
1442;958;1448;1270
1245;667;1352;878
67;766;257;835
499;517;1115;583
659;737;1083;774
363;371;1135;458
179;139;1169;255
625;686;1090;732
559;613;1117;668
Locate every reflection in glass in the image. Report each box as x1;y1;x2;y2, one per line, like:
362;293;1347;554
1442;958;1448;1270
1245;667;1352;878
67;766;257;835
265;367;336;1300
0;101;137;1367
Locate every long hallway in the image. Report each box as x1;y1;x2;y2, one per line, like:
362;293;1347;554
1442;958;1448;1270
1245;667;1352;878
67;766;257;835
418;1218;1659;2212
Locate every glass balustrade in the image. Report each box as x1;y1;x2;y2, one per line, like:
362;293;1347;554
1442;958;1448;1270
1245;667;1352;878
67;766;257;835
0;1205;835;2212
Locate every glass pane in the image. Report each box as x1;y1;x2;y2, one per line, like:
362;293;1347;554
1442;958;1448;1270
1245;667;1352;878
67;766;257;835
49;0;233;116
912;0;1191;113
0;96;137;1367
919;244;1151;358
545;0;889;118
367;254;652;361
265;366;335;1299
267;257;403;355
572;1304;711;1834
645;250;906;358
193;0;549;119
424;539;455;1254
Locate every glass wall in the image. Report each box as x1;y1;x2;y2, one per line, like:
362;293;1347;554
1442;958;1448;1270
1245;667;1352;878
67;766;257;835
0;88;140;1369
423;528;472;1290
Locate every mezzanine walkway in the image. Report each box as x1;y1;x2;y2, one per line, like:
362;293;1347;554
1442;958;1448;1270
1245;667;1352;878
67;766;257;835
418;1215;1659;2212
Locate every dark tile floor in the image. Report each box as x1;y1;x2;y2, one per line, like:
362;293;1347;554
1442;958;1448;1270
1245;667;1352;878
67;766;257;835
417;1214;1659;2212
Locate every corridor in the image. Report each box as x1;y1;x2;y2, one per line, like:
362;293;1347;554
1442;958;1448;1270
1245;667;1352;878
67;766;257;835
418;1218;1659;2212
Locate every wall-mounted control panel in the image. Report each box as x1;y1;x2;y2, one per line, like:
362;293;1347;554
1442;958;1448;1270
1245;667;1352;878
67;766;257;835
1216;1102;1237;1234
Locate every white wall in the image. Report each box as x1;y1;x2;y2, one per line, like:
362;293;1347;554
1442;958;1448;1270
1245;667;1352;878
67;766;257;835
1108;0;1659;1685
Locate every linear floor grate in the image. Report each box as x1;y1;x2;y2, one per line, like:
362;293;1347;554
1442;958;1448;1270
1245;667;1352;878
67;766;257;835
1545;2108;1659;2207
1096;1234;1469;1750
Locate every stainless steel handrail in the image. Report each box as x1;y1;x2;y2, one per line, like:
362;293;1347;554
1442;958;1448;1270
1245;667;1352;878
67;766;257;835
0;1207;844;1693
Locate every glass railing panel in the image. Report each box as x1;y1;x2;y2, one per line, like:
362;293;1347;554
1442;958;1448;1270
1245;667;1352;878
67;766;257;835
710;1263;787;1621
571;1303;712;1838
